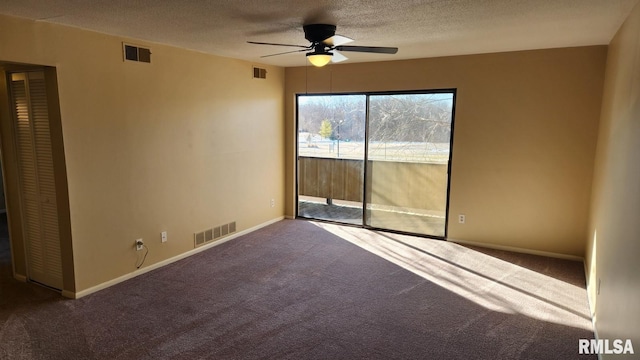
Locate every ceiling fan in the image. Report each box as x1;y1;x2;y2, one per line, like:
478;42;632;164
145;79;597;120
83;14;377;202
248;24;398;67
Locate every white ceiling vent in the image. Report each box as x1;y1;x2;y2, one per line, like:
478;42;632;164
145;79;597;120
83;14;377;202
253;67;266;79
123;43;151;63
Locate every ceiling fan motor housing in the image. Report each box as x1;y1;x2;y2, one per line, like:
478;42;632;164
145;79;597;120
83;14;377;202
303;24;337;43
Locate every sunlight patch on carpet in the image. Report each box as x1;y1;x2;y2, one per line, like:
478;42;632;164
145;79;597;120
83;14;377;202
312;222;593;331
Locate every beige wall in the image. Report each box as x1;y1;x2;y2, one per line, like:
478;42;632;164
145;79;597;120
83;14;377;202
587;2;640;355
285;47;606;257
0;14;285;292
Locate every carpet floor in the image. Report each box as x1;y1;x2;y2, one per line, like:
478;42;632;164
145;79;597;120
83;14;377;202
0;218;595;359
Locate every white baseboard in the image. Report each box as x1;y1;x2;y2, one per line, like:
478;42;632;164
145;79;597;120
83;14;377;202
14;273;27;282
72;216;285;299
284;215;295;220
447;238;585;262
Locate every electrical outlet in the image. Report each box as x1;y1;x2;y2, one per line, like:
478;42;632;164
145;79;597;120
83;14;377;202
458;214;466;224
161;231;167;243
270;198;275;208
136;238;144;251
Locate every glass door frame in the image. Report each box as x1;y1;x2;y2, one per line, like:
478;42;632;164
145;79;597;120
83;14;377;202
295;88;457;240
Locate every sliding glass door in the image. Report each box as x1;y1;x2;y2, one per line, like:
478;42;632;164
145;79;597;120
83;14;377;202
297;91;455;238
297;95;366;225
366;93;454;236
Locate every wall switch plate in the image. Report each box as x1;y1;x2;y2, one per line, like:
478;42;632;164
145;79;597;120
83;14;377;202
136;239;144;251
161;231;167;243
458;214;466;224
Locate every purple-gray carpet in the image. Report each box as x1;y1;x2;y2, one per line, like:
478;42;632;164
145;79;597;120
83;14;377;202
0;218;595;359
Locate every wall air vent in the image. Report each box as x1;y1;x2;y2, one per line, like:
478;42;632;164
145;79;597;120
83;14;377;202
194;221;237;248
253;67;267;79
123;43;151;63
194;232;205;246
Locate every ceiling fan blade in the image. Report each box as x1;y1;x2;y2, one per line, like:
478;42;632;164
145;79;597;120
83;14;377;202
334;45;398;54
247;41;309;49
331;50;348;63
260;49;308;58
322;35;354;47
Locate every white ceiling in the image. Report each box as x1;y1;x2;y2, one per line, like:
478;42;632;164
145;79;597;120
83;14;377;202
1;0;638;67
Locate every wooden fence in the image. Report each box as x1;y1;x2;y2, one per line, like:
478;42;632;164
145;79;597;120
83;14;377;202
298;157;448;212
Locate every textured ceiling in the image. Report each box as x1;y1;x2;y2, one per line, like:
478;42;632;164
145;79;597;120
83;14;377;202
1;0;638;67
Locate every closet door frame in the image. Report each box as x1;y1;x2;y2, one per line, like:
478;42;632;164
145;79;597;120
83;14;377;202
0;64;74;295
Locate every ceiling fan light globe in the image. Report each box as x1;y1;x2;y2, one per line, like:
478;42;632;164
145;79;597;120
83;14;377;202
307;53;332;67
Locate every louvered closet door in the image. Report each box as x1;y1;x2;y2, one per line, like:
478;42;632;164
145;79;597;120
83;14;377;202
10;71;63;290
